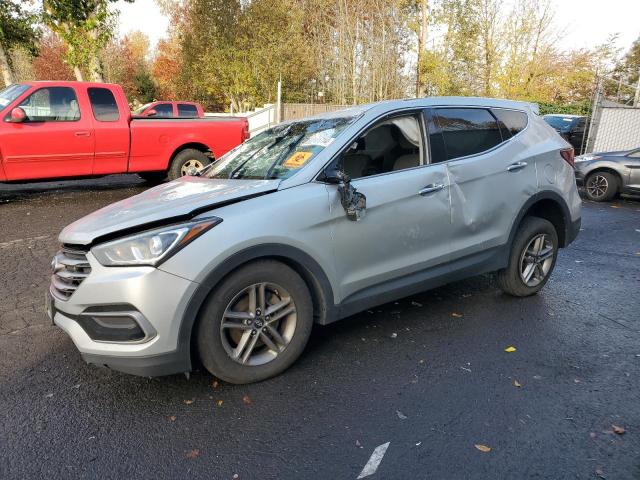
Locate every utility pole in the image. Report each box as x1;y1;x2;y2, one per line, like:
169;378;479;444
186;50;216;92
634;69;640;107
276;78;282;124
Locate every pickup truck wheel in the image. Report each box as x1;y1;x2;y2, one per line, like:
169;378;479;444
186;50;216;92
196;260;313;384
168;149;211;180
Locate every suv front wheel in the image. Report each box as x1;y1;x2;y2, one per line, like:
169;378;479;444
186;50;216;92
497;216;559;297
196;260;313;384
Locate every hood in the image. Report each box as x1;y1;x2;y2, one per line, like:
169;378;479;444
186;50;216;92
60;176;280;245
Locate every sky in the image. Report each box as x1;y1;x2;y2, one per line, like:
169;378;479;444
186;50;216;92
115;0;640;54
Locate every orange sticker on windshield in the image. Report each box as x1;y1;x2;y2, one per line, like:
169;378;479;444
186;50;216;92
283;151;313;168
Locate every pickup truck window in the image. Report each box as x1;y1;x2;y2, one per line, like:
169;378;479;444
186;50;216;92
154;103;173;117
88;87;120;122
203;116;355;180
178;104;198;117
0;84;29;108
18;87;80;122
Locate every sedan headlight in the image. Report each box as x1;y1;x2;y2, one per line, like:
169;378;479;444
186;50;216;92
575;154;600;163
92;217;222;266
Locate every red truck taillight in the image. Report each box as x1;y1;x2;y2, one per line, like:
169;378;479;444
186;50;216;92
560;148;575;168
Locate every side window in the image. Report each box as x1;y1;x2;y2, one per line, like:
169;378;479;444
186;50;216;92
177;103;198;117
425;109;447;163
18;87;80;122
338;114;423;180
88;87;120;122
491;109;528;139
153;103;173;117
434;108;502;160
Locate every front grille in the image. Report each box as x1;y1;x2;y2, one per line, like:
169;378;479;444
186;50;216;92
50;246;91;301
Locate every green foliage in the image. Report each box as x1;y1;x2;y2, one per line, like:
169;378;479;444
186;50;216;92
536;100;591;116
0;0;40;55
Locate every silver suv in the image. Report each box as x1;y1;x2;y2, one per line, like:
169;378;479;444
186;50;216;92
48;98;581;384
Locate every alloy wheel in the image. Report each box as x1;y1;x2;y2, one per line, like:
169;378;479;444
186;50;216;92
180;159;204;176
586;174;608;199
220;282;297;366
519;234;555;287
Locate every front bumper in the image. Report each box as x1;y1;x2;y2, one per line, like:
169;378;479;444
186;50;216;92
51;252;199;376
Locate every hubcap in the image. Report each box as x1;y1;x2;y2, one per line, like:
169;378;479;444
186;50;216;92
519;234;555;287
220;282;297;366
180;159;204;176
586;174;608;199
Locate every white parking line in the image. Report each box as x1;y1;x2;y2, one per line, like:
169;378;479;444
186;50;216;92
357;442;390;479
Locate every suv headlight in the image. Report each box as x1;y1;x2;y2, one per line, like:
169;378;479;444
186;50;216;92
92;217;222;266
575;154;600;163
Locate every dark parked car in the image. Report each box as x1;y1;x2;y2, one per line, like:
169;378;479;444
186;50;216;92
543;114;588;155
574;148;640;201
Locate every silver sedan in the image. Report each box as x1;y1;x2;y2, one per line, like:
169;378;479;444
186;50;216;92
574;148;640;201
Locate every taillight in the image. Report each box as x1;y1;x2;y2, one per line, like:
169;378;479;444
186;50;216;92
560;148;575;168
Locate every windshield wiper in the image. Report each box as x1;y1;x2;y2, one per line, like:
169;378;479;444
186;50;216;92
228;126;294;179
264;134;305;179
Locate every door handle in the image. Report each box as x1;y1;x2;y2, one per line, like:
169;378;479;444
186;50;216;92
419;183;445;196
507;161;527;172
74;131;91;137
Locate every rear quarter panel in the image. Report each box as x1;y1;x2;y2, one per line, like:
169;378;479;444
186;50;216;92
128;118;247;172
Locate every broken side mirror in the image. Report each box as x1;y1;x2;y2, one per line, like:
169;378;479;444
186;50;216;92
323;166;366;222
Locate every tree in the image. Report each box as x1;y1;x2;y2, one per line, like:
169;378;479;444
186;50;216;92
0;0;39;86
43;0;132;82
32;30;75;80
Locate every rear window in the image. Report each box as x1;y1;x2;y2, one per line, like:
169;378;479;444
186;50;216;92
154;103;173;117
178;104;198;117
430;108;503;161
88;87;119;121
492;109;527;139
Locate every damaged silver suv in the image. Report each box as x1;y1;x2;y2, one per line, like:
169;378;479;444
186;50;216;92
48;98;581;384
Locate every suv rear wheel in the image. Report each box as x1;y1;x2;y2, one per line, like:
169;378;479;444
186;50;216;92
497;216;559;297
196;260;313;384
585;171;618;202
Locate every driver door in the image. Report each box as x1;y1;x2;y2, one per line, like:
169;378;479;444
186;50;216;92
324;112;453;303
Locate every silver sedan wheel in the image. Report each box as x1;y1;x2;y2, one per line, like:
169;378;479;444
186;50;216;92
180;159;204;176
519;234;555;287
220;282;297;366
586;174;608;199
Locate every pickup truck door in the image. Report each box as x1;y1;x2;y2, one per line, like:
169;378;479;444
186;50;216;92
87;86;129;174
1;86;94;181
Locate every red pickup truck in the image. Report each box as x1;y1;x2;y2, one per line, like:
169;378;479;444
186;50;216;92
0;81;248;182
132;101;205;118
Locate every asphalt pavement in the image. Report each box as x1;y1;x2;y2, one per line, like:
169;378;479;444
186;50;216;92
1;175;639;479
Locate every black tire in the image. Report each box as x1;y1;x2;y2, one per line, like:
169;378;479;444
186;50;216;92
168;148;211;181
196;260;313;384
496;216;559;297
138;171;166;184
584;171;618;202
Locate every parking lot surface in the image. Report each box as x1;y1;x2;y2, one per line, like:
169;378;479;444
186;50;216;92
1;176;639;479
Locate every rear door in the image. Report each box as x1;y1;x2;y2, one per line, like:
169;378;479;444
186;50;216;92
625;149;640;192
87;87;129;174
177;103;199;118
426;107;535;261
326;112;452;301
1;85;94;180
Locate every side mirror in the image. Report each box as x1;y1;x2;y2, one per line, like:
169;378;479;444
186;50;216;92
7;107;26;123
146;108;157;117
322;166;350;185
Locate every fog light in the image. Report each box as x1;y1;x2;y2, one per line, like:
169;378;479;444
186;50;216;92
77;310;148;342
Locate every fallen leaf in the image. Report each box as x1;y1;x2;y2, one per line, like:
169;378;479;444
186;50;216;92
45;393;53;398
590;432;596;438
169;415;177;422
185;449;200;459
184;399;194;405
211;380;219;389
451;312;463;318
411;301;423;307
612;425;625;435
396;410;408;420
461;366;471;372
505;346;516;353
595;468;606;479
475;444;491;452
216;400;223;407
610;205;619;208
391;333;398;338
355;440;362;448
513;380;522;388
242;395;252;405
415;441;422;446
